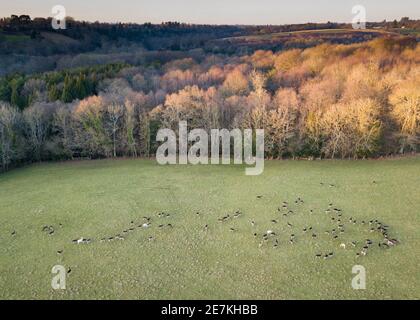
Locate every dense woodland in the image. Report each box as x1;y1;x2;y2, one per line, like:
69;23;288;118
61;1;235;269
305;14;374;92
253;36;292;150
1;15;419;76
0;17;419;171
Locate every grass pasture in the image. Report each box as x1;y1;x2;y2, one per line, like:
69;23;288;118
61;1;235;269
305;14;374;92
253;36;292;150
226;28;393;40
218;28;397;45
39;32;80;46
0;31;30;42
0;158;419;299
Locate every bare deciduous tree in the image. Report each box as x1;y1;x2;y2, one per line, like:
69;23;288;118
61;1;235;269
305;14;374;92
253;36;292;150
390;74;420;152
0;103;22;170
106;103;124;158
23;104;50;161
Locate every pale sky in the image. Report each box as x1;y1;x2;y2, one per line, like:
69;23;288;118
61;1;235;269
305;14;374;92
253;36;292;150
1;0;419;25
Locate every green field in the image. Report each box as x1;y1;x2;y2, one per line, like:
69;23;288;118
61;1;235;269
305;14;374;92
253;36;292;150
0;31;31;42
221;28;397;42
0;158;419;299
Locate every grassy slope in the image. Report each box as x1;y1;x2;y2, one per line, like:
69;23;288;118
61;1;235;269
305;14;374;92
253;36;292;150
39;32;80;45
0;31;30;42
0;158;419;299
221;28;398;41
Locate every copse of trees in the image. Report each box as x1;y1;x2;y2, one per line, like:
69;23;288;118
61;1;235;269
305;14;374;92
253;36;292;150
0;63;129;109
0;38;419;172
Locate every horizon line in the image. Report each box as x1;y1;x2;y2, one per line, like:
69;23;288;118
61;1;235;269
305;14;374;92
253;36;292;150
2;14;417;27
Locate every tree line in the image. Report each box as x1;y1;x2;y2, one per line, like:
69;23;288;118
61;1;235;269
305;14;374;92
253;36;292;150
1;37;419;172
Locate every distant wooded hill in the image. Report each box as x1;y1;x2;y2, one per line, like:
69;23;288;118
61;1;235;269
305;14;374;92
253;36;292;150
1;15;419;56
